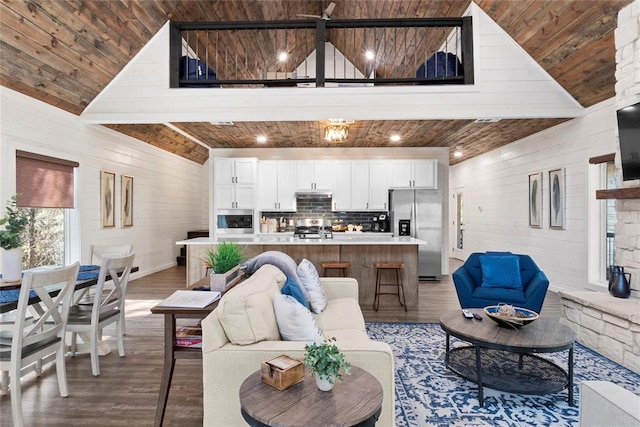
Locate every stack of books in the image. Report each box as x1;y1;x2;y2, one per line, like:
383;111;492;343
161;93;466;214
176;326;203;348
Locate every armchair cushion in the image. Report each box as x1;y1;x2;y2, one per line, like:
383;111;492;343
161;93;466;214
479;254;523;290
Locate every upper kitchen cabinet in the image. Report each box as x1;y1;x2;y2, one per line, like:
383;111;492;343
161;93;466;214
257;161;296;211
214;158;257;209
295;160;332;190
369;160;391;210
331;161;351;211
332;161;389;212
389;160;437;188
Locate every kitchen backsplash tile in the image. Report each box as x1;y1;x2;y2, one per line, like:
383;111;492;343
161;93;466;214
261;196;387;231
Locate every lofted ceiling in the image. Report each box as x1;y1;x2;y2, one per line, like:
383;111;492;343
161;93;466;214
0;0;631;165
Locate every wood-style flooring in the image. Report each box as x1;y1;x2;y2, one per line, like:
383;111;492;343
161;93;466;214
0;260;562;426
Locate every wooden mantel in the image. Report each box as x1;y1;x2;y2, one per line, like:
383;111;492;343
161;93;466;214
596;187;640;199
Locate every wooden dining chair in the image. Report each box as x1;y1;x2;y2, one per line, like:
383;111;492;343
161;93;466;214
0;262;80;427
67;253;135;376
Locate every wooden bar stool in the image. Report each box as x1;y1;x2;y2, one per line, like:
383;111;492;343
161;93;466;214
373;262;406;311
321;261;351;277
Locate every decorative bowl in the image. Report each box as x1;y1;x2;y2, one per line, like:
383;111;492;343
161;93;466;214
483;305;539;328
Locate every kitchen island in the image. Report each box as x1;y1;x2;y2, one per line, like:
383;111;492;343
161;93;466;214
176;234;424;309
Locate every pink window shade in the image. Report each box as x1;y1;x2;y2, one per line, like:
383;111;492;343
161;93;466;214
16;150;79;208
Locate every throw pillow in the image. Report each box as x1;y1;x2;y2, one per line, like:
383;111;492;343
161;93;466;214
281;276;308;308
273;294;324;342
297;259;328;314
479;255;523;290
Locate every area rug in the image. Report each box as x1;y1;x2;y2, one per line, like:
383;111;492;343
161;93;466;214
365;322;640;427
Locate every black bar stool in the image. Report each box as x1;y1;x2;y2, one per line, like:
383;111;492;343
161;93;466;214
373;262;406;311
321;261;351;277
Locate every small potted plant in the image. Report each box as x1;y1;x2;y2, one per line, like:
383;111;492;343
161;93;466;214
304;338;351;391
0;195;29;282
205;242;245;292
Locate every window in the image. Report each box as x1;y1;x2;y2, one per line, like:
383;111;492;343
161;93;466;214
15;150;78;268
605;160;617;280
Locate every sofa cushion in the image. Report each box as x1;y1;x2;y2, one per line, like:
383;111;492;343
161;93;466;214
281;277;308;308
315;298;366;332
479;254;523;290
297;259;328;314
217;264;284;345
273;294;324;342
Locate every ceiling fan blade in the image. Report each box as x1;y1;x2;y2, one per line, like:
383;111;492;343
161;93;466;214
297;13;322;18
324;2;336;18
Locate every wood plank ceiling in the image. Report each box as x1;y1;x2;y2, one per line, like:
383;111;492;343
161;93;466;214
0;0;631;165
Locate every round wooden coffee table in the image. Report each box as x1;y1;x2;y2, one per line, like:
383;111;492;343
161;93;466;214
239;365;383;427
439;309;576;406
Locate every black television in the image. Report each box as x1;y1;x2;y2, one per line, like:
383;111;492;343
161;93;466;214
617;101;640;181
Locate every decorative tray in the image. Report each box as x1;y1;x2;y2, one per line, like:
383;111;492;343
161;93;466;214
483;305;539;328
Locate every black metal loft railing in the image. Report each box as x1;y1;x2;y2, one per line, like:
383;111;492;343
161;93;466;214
169;17;473;88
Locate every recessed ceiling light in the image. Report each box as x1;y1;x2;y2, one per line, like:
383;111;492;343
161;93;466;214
256;135;267;143
390;134;401;142
278;52;288;62
454;150;463;158
365;50;375;61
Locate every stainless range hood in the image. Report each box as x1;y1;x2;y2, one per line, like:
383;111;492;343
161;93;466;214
295;189;332;198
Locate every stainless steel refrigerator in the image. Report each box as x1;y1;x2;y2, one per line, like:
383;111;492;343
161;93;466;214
389;188;442;280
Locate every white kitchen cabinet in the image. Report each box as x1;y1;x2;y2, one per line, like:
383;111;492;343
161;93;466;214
368;160;390;210
350;161;370;210
295;160;332;190
257;160;296;211
214;158;257;209
389;159;437;188
331;161;351;211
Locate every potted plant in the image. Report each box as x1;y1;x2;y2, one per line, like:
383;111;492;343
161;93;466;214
0;195;29;282
205;242;245;292
303;338;351;391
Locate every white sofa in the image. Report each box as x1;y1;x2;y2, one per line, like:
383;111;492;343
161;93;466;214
579;381;640;426
201;264;395;426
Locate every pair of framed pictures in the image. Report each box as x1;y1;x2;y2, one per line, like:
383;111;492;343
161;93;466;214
528;168;564;229
101;171;133;228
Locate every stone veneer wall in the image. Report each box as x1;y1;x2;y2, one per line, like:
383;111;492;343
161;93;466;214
614;0;640;298
559;0;640;375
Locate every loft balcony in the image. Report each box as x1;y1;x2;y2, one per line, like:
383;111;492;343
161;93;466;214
169;17;474;89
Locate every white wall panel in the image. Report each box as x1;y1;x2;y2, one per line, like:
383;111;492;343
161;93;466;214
450;98;618;294
0;87;207;279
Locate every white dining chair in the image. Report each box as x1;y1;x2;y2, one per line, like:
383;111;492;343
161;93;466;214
88;244;132;265
0;262;80;427
67;253;135;376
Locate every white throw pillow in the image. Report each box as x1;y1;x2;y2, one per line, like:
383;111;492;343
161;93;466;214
273;294;324;342
297;259;328;314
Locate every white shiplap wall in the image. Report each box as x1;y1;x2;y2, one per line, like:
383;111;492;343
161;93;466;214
450;98;618;293
0;87;207;279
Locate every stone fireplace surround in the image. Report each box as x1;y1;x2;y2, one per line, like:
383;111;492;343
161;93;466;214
559;0;640;375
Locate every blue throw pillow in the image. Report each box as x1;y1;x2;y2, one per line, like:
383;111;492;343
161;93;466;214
479;255;523;290
281;277;308;307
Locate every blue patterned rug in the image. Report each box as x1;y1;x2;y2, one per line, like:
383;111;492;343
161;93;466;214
365;322;640;427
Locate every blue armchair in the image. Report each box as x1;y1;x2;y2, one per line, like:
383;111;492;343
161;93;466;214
452;252;549;314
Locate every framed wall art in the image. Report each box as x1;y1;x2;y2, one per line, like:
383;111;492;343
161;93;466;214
549;168;565;229
121;174;133;227
528;172;542;228
101;170;116;228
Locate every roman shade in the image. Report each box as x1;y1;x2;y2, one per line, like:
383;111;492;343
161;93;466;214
16;150;78;208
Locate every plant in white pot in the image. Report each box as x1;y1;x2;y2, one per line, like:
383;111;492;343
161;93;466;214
304;338;351;391
0;195;29;282
205;242;245;292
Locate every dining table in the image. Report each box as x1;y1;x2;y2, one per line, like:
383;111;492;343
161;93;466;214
0;264;139;313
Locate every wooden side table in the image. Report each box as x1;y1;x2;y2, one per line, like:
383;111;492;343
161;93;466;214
239;365;383;427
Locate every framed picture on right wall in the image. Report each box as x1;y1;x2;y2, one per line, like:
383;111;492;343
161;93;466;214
549;168;565;229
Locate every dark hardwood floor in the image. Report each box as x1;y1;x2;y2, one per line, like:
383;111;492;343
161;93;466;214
0;260;562;426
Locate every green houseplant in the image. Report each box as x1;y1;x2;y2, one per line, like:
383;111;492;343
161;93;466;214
0;195;29;282
205;242;245;292
304;338;351;391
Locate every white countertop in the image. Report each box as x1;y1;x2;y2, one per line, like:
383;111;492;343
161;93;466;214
176;234;424;245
